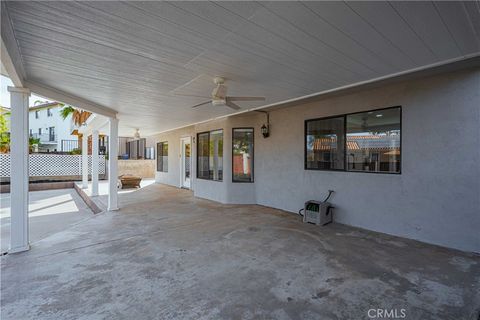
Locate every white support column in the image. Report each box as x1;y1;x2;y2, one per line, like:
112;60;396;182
81;133;88;189
107;118;119;211
91;130;99;196
8;86;30;253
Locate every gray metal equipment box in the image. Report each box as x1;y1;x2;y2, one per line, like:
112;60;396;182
303;200;333;225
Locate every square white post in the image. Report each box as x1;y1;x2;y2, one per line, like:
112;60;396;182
108;118;118;211
81;133;88;188
91;130;99;196
8;87;30;253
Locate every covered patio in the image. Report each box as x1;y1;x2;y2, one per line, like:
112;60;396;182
1;1;479;319
2;183;479;319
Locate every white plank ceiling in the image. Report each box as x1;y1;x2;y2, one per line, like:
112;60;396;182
5;1;480;135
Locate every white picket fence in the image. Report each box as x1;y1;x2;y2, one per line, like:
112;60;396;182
0;154;106;177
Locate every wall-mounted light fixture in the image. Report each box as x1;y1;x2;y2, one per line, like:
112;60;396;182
256;111;270;138
261;123;269;138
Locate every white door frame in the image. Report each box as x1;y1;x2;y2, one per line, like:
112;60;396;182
179;136;192;189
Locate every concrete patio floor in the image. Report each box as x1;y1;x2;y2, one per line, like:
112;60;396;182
79;178;156;212
0;188;94;253
1;184;479;320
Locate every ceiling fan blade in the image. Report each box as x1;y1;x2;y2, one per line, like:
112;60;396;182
225;101;241;110
173;93;211;99
191;100;212;108
227;96;266;102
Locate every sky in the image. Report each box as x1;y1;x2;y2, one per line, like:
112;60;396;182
0;75;52;108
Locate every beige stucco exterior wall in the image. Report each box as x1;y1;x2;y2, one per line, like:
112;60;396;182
146;68;480;252
118;160;155;179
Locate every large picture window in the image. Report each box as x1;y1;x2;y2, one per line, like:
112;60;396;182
305;106;401;174
197;130;223;181
305;117;345;170
232;128;254;182
128;138;146;160
157;142;168;172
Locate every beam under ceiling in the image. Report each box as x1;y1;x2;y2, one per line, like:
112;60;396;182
25;81;117;118
0;2;25;86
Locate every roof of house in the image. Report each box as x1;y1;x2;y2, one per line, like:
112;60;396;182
313;135;400;151
29;102;62;111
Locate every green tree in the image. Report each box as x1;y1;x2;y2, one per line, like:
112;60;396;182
0;109;10;153
0;107;41;153
60;104;91;126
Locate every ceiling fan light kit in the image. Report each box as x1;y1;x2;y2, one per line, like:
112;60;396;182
190;76;265;111
133;128;140;139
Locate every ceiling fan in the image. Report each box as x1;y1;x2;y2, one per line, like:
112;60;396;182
189;77;265;110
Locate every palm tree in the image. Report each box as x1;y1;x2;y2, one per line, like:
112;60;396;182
60;105;92;126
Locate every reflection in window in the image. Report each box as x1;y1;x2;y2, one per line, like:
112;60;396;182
156;141;168;172
197;133;209;179
232;128;254;182
197;130;223;181
128;138;146;160
346;107;401;173
145;147;155;160
305;117;345;170
184;142;191;179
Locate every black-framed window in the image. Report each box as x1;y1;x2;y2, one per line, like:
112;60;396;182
305;116;345;170
197;129;223;181
128;138;146;160
157;142;168;172
145;147;155;160
48;127;55;141
232;128;254;182
35;110;39;119
47;108;53;117
305;106;401;174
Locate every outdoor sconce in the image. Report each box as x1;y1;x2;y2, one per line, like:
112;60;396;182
261;123;269;138
257;111;270;138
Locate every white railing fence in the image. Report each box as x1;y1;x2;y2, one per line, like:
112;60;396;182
0;154;106;177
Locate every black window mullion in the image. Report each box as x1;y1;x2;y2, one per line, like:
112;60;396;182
343;115;347;172
207;132;210;180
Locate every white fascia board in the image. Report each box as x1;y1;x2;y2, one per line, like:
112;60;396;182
1;1;26;86
25;80;117;118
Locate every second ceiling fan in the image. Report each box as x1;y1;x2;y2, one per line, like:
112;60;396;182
189;77;265;110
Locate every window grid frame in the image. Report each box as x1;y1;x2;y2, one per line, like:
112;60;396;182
231;127;255;183
304;106;402;175
156;141;168;172
196;129;224;182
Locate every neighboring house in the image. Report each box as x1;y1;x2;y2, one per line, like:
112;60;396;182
29;102;78;152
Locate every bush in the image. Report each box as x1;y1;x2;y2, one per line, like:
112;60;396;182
69;148;82;155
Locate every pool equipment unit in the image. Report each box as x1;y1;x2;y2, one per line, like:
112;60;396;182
302;190;334;226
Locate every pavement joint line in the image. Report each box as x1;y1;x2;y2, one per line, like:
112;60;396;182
0;218;216;264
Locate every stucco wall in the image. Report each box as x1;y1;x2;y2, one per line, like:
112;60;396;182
146;118;258;204
146;126;195;188
255;69;479;253
118;160;155;179
146;69;480;252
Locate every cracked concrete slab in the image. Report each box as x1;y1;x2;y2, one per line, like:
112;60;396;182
1;184;479;319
